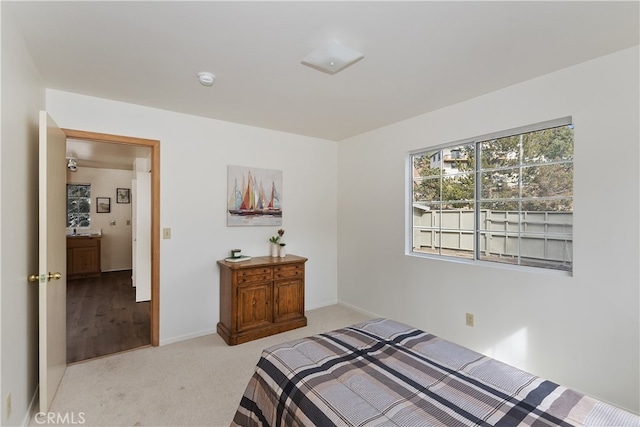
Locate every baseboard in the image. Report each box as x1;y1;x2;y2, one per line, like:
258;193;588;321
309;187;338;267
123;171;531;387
336;300;382;319
304;299;338;312
159;301;375;346
159;327;217;346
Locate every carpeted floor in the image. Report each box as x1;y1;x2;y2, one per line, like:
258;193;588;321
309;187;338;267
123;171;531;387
30;304;371;427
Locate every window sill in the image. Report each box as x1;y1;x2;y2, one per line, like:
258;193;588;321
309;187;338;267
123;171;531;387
405;251;573;277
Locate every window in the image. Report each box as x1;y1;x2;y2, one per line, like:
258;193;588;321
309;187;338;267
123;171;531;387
67;184;91;227
411;118;573;272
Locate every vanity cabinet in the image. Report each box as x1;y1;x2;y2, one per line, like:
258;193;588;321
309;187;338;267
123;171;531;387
217;255;307;345
67;236;102;279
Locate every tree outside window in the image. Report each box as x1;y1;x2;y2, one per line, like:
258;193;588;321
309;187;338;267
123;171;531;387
67;184;91;227
411;121;573;272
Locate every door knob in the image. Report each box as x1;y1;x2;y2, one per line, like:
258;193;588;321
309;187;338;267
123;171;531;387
47;272;62;281
27;272;62;282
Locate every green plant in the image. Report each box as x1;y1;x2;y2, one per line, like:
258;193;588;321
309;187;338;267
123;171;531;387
269;229;285;244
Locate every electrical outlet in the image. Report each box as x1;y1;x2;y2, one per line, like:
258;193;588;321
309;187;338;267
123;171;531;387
163;228;171;239
6;393;11;420
465;313;475;327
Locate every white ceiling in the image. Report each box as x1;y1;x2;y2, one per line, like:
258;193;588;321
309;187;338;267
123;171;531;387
7;1;640;144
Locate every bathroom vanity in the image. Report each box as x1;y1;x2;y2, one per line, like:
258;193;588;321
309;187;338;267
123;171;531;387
67;235;102;279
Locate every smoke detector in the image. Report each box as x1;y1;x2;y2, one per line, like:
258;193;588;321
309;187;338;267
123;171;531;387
197;71;215;86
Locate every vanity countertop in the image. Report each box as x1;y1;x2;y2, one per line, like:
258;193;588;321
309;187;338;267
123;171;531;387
67;228;102;238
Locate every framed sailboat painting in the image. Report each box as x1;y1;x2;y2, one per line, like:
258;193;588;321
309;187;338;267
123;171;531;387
227;165;283;226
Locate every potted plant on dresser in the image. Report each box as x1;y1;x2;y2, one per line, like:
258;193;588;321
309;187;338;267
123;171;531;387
269;229;285;257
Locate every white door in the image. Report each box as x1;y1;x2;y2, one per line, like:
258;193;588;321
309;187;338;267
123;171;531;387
133;171;151;302
37;111;67;412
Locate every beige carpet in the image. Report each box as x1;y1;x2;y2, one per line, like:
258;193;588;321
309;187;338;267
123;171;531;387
31;304;371;427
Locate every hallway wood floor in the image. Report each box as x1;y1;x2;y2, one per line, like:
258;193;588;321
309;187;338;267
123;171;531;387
67;270;150;363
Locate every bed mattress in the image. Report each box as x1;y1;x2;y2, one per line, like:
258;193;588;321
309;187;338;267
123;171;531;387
232;318;639;426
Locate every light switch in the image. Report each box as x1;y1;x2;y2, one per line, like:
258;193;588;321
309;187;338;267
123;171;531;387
163;228;171;239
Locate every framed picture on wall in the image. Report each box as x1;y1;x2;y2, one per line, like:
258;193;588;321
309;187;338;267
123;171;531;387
227;165;282;226
96;197;111;213
117;188;130;204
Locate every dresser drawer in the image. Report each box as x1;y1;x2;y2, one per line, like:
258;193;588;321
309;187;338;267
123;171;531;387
236;267;272;284
274;264;303;280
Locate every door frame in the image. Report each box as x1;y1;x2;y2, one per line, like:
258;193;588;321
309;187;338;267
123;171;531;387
62;128;160;346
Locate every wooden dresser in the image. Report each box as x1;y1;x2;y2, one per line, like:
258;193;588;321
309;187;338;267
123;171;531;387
67;236;102;279
217;254;307;345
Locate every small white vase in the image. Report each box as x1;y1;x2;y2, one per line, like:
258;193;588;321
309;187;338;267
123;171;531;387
278;245;286;258
270;243;279;257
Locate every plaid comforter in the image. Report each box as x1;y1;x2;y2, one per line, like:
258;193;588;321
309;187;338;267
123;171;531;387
232;318;639;427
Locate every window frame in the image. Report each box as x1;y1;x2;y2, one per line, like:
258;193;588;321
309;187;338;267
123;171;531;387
406;117;573;276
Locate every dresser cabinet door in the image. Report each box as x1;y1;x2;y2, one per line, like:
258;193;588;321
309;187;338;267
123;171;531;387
237;283;272;332
273;263;304;323
274;279;304;323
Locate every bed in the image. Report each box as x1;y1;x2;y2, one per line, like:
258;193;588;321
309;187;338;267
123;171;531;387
232;318;639;427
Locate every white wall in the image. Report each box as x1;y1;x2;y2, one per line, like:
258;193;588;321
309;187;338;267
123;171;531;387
338;46;640;413
67;167;134;272
0;6;45;426
46;90;339;345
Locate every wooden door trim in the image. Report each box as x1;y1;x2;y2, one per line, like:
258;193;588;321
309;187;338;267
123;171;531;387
62;128;160;346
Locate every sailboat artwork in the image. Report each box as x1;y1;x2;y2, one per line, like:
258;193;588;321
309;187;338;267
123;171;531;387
227;165;283;226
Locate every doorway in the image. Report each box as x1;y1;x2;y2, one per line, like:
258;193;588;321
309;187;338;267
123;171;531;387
63;129;160;359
